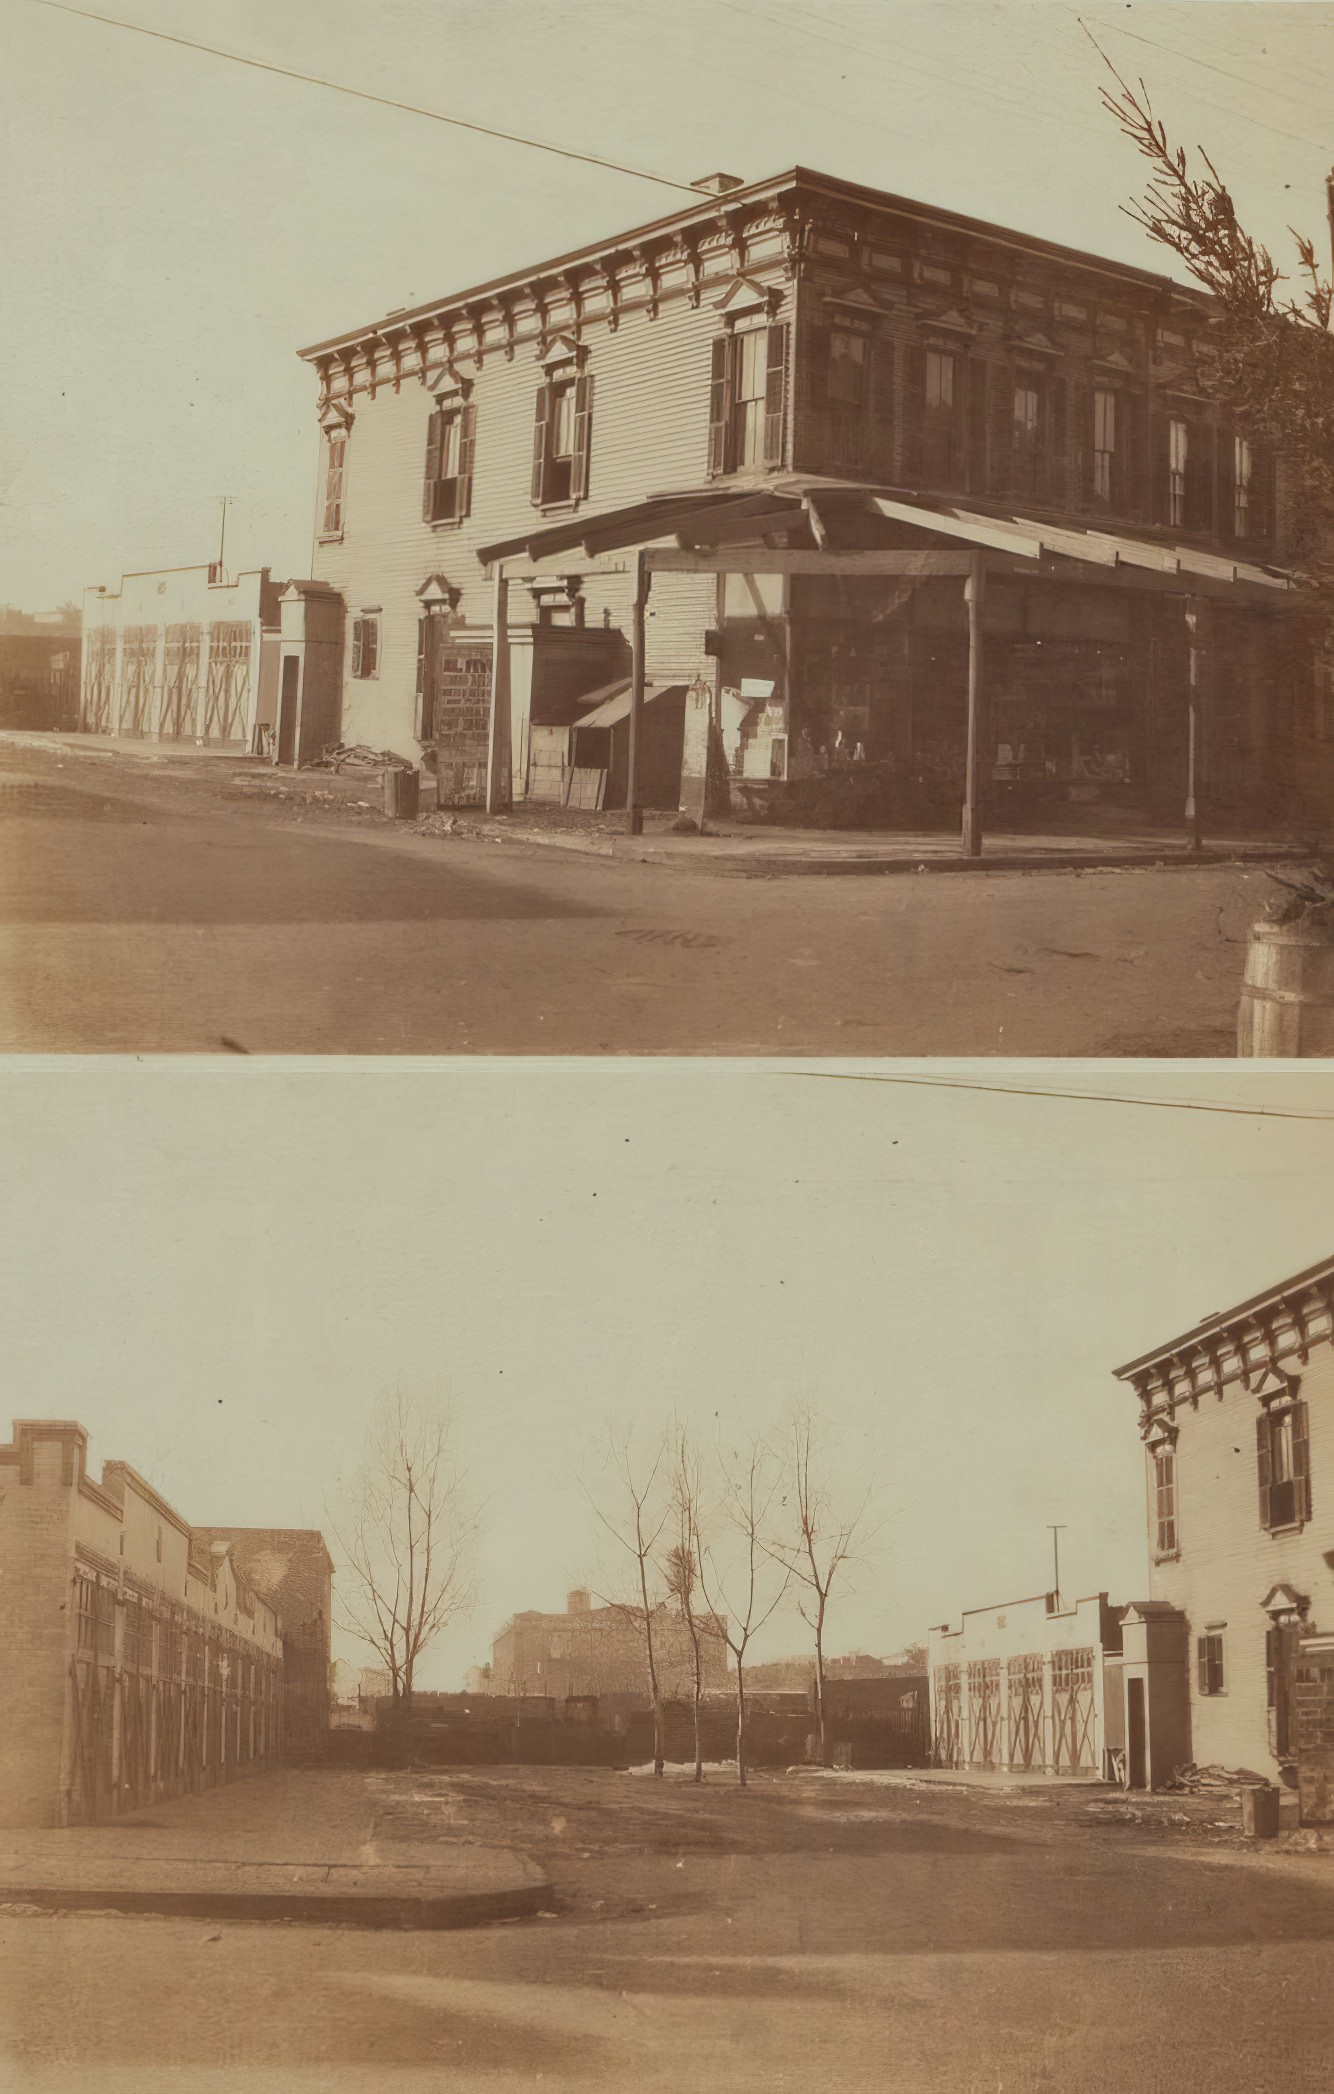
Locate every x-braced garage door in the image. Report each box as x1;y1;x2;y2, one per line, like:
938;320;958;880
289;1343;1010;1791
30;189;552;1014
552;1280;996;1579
202;622;253;744
1007;1652;1045;1770
967;1658;1002;1767
82;627;115;733
160;624;202;738
1051;1646;1097;1772
932;1663;961;1767
118;626;158;736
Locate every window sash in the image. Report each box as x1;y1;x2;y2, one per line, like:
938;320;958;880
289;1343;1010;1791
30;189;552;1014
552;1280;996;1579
322;434;346;536
1153;1449;1177;1554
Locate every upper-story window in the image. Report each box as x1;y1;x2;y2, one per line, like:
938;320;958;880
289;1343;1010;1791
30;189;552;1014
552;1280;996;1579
532;371;593;507
1168;418;1189;530
1257;1399;1311;1532
1012;382;1044;497
827;327;869;467
1093;389;1117;506
708;323;789;475
921;349;958;485
321;431;347;538
423;401;477;524
1152;1445;1178;1556
1233;435;1252;538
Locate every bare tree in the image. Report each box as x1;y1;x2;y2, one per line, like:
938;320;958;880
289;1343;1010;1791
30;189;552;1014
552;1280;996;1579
694;1437;790;1787
582;1431;672;1776
766;1412;870;1766
331;1394;475;1729
666;1428;713;1783
1097;51;1334;612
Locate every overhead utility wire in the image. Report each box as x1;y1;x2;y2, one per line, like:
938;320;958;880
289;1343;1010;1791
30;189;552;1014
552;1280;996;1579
1074;14;1331;155
788;1072;1334;1123
1088;13;1334;124
29;0;704;197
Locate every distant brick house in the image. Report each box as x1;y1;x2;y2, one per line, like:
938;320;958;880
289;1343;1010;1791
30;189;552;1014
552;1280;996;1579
0;1419;284;1827
194;1527;333;1756
1114;1254;1334;1808
0;607;80;731
290;164;1307;835
489;1588;729;1703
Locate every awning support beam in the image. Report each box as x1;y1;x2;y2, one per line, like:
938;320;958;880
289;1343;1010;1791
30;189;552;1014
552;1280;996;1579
486;565;511;815
962;553;987;860
626;549;649;835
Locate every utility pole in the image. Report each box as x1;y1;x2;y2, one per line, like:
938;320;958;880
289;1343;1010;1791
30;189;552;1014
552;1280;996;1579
1327;169;1334;326
1048;1525;1067;1609
216;496;234;580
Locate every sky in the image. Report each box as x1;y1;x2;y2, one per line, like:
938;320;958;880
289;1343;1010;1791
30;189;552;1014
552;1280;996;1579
3;1056;1332;1686
2;0;1333;608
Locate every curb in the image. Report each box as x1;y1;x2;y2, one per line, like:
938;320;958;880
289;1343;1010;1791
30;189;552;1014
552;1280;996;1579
0;1855;552;1931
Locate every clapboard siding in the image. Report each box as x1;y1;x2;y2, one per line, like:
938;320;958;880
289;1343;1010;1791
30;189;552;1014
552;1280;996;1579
313;272;792;749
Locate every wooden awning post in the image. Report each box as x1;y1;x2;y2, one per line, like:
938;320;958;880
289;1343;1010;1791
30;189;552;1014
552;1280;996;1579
1184;596;1203;853
626;548;649;835
486;565;511;814
961;553;987;859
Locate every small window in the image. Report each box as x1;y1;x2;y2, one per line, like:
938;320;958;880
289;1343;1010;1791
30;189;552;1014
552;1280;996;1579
1151;1445;1178;1555
1197;1628;1226;1696
707;323;789;477
321;430;347;538
350;615;380;680
920;349;958;485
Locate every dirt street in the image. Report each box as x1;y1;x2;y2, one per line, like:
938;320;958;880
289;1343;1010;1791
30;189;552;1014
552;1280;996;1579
0;740;1283;1055
3;1766;1333;2092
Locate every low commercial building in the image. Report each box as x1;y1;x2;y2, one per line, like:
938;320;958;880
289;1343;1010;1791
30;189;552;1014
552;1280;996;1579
194;1527;334;1755
489;1587;729;1702
80;565;281;750
1115;1253;1334;1809
0;1419;286;1827
928;1590;1124;1777
0;606;81;731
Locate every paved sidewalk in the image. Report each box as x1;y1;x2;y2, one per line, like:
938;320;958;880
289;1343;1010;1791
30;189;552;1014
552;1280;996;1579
0;1768;549;1929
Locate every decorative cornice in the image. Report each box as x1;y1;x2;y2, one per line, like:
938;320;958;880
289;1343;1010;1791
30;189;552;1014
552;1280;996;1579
1122;1268;1334;1430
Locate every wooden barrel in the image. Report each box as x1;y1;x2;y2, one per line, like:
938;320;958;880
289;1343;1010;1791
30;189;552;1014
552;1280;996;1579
1237;914;1334;1057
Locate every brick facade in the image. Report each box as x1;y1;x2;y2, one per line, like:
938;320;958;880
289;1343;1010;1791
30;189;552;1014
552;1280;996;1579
490;1589;729;1703
0;1421;290;1827
194;1529;334;1755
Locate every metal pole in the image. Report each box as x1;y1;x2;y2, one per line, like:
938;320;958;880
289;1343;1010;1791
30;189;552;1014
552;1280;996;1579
1184;597;1203;852
217;496;232;578
1049;1525;1066;1608
626;548;648;835
961;552;987;858
486;566;511;815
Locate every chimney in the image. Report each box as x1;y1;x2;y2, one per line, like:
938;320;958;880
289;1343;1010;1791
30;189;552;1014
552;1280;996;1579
692;173;745;196
566;1588;591;1614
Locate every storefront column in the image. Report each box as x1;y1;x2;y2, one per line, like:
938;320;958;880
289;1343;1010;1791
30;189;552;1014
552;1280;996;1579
1184;596;1204;852
486;568;511;815
626;549;649;835
961;554;987;857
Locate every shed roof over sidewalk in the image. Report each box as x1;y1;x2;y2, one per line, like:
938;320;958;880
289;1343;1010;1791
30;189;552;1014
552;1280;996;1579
479;477;1292;605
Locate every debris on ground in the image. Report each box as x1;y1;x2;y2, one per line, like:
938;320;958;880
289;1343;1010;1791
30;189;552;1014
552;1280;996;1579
309;742;414;773
1167;1762;1270;1791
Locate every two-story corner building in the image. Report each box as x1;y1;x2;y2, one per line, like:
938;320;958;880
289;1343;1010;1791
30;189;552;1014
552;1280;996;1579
1114;1255;1334;1811
291;164;1304;836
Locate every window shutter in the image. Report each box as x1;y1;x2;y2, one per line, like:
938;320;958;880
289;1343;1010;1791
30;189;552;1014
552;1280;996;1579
763;321;790;468
900;344;926;484
965;357;989;495
363;619;378;678
1292;1399;1312;1523
531;385;551;506
422;409;445;523
1150;410;1172;526
323;435;345;535
350;619;364;680
1217;427;1237;541
1256;1409;1273;1530
457;401;477;520
571;372;594;501
1048;375;1070;506
1116;391;1138;516
1186;420;1214;533
707;336;733;476
870;335;896;481
989;361;1014;499
1196;1637;1209;1695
